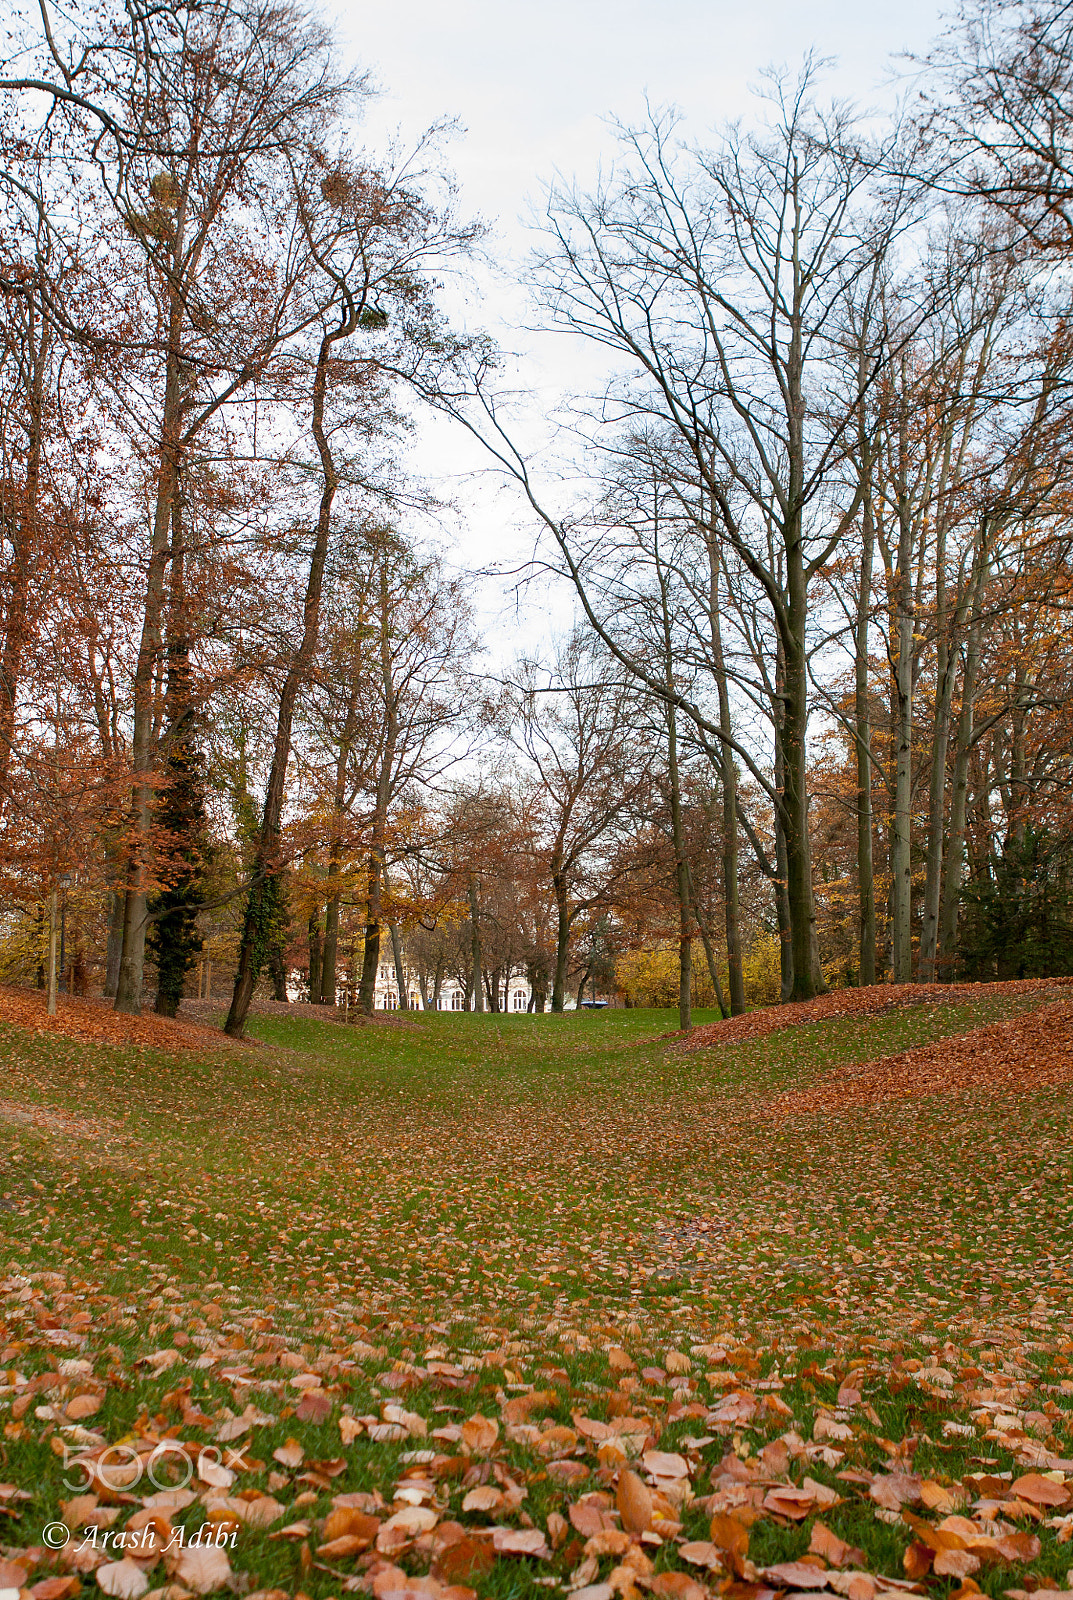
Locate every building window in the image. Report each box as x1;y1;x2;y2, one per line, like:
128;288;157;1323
451;991;463;1011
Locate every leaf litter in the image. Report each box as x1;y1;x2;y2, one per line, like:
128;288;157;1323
0;981;1070;1600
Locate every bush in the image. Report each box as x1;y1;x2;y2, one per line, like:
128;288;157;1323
741;930;783;1008
616;944;725;1008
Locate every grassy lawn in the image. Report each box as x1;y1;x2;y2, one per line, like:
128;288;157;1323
0;989;1071;1600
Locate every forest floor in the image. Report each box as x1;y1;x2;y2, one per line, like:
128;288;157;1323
0;981;1071;1600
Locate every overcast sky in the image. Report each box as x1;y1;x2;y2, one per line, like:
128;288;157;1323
322;0;952;655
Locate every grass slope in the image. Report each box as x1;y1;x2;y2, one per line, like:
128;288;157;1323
0;985;1070;1600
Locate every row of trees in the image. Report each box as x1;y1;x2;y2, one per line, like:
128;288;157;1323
3;0;1073;1031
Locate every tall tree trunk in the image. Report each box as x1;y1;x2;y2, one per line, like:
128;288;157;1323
358;867;382;1015
551;867;570;1012
0;293;48;809
890;503;915;984
226;312;353;1038
320;886;340;1006
115;301;185;1014
918;514;961;983
855;497;877;986
772;673;794;1004
666;701;692;1032
707;543;745;1013
268;949;287;1002
939;623;983;975
686;861;729;1018
388;920;408;1010
468;874;484;1012
319;677;361;1005
307;909;322;1002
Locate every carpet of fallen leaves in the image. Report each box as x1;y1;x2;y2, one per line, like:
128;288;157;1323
0;989;233;1054
678;981;1073;1053
0;981;1070;1600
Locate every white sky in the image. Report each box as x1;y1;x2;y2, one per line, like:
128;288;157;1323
325;0;951;656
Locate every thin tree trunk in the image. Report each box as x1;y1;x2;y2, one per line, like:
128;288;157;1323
686;861;729;1018
388;920;408;1010
707;543;745;1013
890;502;915;984
319;676;361;1005
918;511;961;983
226;310;355;1038
666;702;692;1032
940;601;985;972
855;497;877;986
772;698;794;1004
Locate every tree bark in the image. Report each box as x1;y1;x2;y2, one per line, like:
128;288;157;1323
889;493;915;984
939;589;985;972
307;909;322;1002
708;544;745;1013
550;865;571;1013
388;920;408;1009
468;874;484;1012
855;495;877;986
226;307;355;1037
115;295;185;1014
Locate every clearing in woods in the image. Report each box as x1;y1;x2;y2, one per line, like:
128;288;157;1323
0;979;1071;1600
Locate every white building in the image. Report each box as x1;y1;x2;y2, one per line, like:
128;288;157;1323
372;961;533;1012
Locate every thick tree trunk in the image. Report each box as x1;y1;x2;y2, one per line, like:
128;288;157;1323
781;615;822;1001
358;856;383;1015
468;875;484;1012
320;890;339;1005
551;869;570;1013
115;320;185;1014
268;949;287;1002
104;888;124;998
0;298;47;810
308;910;322;1002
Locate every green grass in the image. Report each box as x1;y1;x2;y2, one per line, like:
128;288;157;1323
0;989;1071;1597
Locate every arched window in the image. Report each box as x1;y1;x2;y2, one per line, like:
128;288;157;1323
451;991;463;1011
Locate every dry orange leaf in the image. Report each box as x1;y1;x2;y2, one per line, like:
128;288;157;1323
616;1469;652;1534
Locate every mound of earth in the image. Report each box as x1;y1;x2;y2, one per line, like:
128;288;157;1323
773;995;1073;1115
678;975;1073;1051
0;984;233;1051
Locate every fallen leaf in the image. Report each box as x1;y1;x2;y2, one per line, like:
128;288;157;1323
96;1562;149;1600
617;1470;652;1534
491;1527;548;1558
